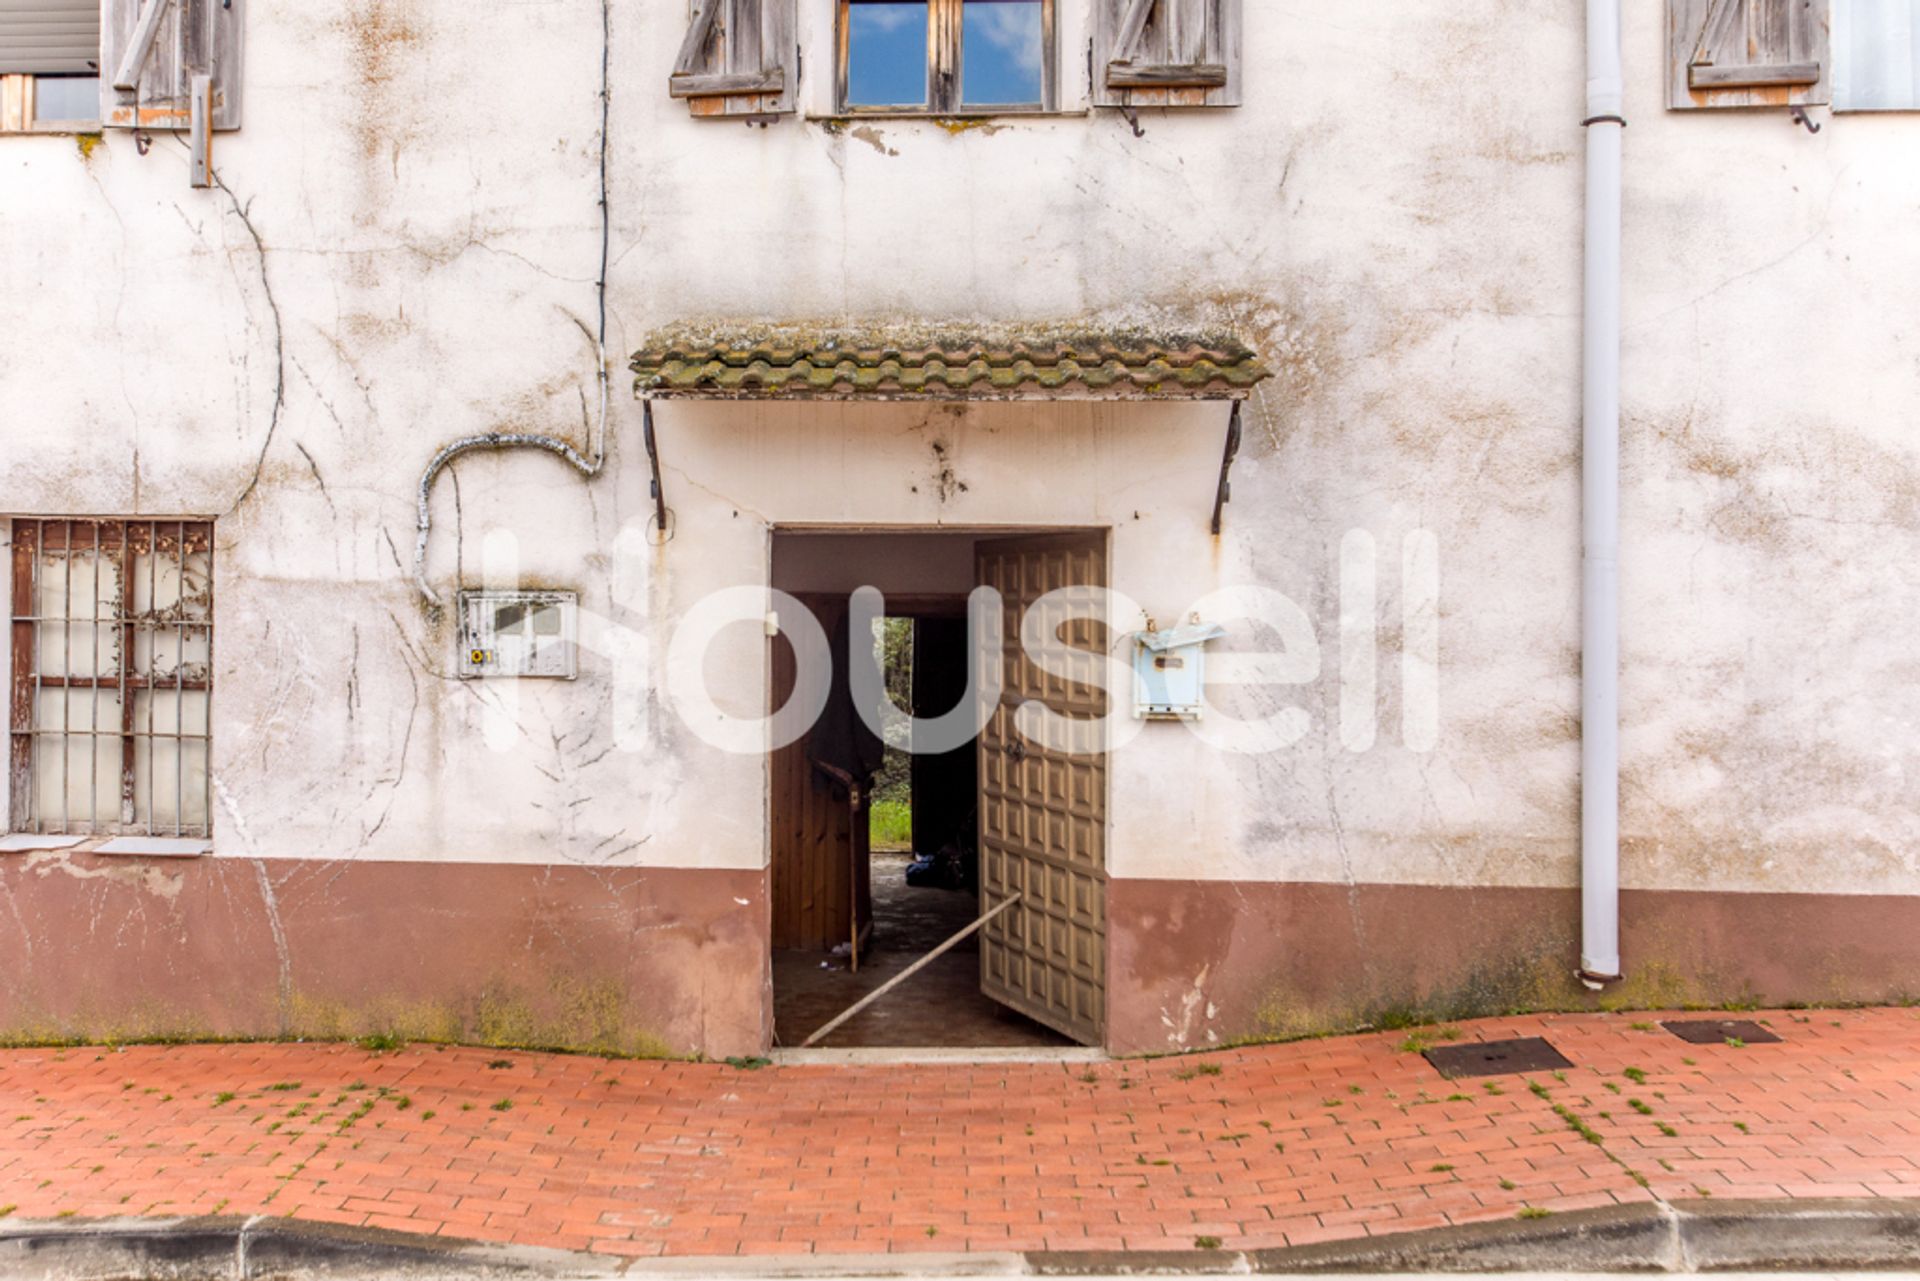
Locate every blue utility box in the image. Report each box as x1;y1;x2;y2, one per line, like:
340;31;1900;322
1131;621;1226;719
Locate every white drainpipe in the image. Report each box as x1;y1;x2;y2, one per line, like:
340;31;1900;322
1580;0;1625;988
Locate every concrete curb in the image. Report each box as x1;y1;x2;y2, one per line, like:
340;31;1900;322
3;1199;1918;1278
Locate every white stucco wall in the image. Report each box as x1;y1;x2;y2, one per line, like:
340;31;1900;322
3;1;1917;897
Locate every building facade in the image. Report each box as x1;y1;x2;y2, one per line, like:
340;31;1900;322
2;0;1917;1058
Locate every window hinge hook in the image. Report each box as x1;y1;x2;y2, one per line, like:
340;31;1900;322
1788;105;1821;134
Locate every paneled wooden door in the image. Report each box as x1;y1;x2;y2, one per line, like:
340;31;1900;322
974;533;1108;1046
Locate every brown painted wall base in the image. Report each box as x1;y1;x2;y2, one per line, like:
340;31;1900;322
1105;880;1920;1056
5;854;1914;1059
0;852;770;1059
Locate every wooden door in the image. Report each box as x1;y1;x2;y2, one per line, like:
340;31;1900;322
974;533;1108;1046
769;595;871;951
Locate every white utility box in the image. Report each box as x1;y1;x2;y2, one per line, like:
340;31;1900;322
458;590;579;679
1130;621;1226;719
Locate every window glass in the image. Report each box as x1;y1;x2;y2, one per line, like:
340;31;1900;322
961;0;1042;106
32;74;98;123
1836;0;1920;110
847;1;929;108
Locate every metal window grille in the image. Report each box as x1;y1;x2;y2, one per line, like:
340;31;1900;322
8;519;213;837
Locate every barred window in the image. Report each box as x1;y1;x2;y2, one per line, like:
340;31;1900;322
7;519;213;838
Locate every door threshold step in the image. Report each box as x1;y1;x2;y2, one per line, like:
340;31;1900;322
770;1046;1107;1066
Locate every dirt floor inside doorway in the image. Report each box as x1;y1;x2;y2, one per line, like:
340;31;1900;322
772;852;1071;1049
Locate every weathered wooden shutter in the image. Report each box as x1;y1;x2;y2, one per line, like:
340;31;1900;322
0;0;99;75
670;0;795;119
1092;0;1241;109
1669;0;1830;108
100;0;242;131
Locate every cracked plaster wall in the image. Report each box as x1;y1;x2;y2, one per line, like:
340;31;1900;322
0;0;1916;908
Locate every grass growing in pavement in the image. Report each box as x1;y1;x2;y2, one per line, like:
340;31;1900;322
1553;1103;1604;1145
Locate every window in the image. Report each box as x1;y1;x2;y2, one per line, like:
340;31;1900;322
0;0;100;132
1835;0;1920;108
837;0;1054;114
8;520;214;839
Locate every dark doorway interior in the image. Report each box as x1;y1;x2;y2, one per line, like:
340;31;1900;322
768;532;1072;1049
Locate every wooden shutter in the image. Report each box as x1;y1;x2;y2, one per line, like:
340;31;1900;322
669;0;795;119
100;0;242;132
0;0;99;75
1670;0;1830;108
1092;0;1241;109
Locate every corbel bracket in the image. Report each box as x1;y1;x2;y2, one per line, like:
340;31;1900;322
1210;400;1243;536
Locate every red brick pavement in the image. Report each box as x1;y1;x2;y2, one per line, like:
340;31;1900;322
0;1008;1916;1259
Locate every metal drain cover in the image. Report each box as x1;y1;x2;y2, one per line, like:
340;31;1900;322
1423;1036;1573;1079
1660;1018;1782;1045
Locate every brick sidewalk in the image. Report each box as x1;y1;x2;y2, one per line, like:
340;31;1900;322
1;1009;1916;1260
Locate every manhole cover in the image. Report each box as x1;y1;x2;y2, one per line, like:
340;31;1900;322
1423;1036;1573;1079
1660;1018;1781;1045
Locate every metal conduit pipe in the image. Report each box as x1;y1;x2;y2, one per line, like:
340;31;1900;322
1580;0;1625;988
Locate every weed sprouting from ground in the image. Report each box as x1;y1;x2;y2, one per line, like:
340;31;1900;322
1553;1104;1603;1145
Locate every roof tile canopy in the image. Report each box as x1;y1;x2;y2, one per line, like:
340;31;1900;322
631;329;1270;401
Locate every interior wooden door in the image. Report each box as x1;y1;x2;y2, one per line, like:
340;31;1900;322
769;595;870;952
973;533;1108;1046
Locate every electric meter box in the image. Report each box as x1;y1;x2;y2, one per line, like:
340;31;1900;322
458;590;579;679
1131;621;1225;719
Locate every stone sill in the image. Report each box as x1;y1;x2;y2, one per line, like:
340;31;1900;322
0;833;210;857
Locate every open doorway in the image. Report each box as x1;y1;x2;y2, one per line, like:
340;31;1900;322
768;530;1095;1050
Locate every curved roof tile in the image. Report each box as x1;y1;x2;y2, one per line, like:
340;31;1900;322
631;332;1270;400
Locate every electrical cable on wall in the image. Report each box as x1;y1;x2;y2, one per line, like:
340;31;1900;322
412;0;616;607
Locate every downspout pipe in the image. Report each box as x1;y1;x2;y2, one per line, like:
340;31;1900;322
1580;0;1624;988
